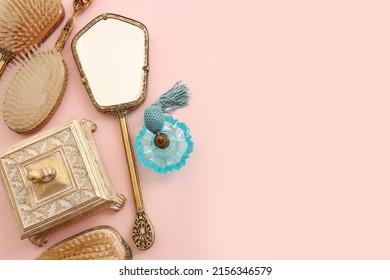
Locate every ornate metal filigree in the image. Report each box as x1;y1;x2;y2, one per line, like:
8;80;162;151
132;210;155;250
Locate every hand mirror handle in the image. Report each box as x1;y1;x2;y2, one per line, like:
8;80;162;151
118;110;154;250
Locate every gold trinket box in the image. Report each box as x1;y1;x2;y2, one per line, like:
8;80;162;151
36;225;132;260
0;119;125;247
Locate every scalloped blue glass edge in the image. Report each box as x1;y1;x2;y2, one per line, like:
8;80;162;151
135;116;194;174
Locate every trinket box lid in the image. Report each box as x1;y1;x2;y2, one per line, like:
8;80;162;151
0;119;125;246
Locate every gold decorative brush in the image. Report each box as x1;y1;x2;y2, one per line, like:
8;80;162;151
36;226;132;260
0;0;93;134
0;0;64;77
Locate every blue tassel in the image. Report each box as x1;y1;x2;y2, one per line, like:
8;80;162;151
155;81;190;114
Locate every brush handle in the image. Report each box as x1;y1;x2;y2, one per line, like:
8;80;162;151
0;48;13;78
54;16;76;52
55;0;94;52
117;110;155;250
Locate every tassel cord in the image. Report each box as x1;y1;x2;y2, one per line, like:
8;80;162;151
155;82;190;114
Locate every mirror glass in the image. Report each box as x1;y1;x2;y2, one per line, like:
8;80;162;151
72;14;148;109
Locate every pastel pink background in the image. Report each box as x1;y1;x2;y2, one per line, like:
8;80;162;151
1;0;390;260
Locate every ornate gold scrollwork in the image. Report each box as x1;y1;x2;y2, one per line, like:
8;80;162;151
132;210;155;250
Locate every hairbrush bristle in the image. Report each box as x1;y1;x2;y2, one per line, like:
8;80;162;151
36;227;132;260
0;0;62;55
0;45;66;133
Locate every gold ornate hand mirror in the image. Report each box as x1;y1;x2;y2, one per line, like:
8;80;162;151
71;13;154;250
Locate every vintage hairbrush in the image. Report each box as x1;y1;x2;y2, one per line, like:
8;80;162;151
36;226;132;260
0;0;93;134
0;0;64;77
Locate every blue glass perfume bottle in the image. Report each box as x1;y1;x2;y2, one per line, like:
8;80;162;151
135;82;193;174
